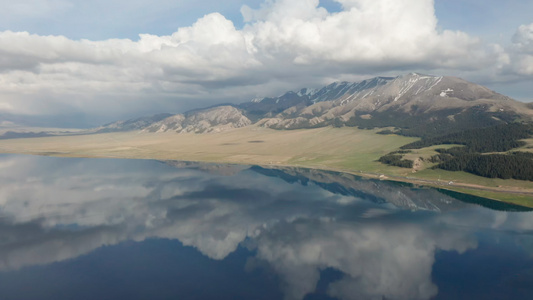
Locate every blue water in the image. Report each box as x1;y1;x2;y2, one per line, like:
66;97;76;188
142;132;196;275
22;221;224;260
0;154;532;300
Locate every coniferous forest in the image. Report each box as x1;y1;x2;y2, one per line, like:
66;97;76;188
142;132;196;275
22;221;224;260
378;123;533;181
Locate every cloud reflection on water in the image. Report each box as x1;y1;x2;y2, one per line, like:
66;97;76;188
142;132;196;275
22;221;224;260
0;154;532;300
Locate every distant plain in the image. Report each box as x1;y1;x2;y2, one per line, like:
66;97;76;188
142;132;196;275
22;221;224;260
1;126;533;206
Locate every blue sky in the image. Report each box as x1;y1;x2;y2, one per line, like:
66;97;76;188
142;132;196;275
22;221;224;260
435;0;533;43
0;0;532;126
1;0;531;44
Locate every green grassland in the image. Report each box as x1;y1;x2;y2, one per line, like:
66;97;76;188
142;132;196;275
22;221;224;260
439;187;533;208
0;125;532;206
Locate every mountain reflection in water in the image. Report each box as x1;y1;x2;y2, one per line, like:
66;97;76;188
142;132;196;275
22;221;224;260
0;155;532;300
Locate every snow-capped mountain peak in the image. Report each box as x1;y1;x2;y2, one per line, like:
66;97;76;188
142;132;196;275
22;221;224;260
96;73;532;136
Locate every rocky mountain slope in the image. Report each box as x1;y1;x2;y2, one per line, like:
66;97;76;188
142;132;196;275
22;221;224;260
143;106;252;133
95;73;533;136
239;76;393;120
95;106;251;134
96;113;172;133
252;73;530;135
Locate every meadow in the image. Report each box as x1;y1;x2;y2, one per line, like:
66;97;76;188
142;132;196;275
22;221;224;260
1;126;532;205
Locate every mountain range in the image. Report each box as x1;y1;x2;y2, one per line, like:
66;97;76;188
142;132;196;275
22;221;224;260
95;73;533;137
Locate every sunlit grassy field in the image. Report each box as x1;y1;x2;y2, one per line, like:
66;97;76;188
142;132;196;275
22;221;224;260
0;126;416;166
0;125;532;205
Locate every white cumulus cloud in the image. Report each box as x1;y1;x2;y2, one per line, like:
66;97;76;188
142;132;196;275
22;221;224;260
509;23;533;76
0;0;521;125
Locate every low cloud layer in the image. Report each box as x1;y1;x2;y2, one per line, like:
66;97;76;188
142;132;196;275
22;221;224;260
0;0;531;126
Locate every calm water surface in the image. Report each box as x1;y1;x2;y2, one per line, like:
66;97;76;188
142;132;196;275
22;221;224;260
0;154;532;300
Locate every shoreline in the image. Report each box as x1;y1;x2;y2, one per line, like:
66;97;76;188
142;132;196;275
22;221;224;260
252;162;533;207
8;151;533;208
0;127;532;207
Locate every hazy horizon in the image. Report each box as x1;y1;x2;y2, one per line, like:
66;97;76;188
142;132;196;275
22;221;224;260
0;0;532;127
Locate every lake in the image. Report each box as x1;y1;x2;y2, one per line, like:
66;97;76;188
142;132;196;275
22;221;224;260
0;154;532;300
